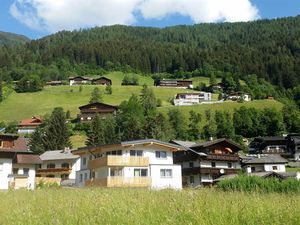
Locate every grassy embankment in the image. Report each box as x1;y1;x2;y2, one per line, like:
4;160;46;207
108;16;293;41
0;188;299;225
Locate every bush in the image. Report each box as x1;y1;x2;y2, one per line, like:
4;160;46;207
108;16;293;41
217;175;300;193
122;74;139;86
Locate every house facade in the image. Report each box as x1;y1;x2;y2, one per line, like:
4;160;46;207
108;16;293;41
69;76;93;85
0;134;41;190
72;139;185;189
155;79;193;88
173;139;242;187
18;116;43;134
92;77;112;85
173;92;212;106
38;149;80;183
225;92;251;102
77;102;118;122
241;154;288;173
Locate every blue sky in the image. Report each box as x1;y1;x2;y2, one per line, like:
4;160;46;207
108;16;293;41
0;0;299;39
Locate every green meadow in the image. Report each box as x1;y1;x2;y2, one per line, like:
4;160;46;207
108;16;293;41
0;188;299;225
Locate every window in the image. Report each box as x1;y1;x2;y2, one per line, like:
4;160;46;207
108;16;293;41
84;173;88;180
106;150;122;156
23;168;29;175
61;174;69;180
160;169;172;178
228;163;232;168
189;162;194;168
134;169;147;177
110;168;123;177
47;163;55;169
61;163;69;168
211;162;216;168
190;176;194;184
251;167;256;172
83;157;87;166
156;151;167;159
272;166;278;170
130;150;143;157
13;168;18;174
79;174;83;182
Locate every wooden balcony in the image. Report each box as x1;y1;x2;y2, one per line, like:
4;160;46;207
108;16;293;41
206;154;240;162
85;176;151;188
37;167;72;174
89;156;149;169
182;167;240;175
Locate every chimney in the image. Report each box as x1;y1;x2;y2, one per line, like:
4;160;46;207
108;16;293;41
63;147;70;153
257;154;261;159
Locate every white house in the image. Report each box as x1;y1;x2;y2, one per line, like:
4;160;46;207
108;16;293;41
0;134;41;190
241;154;288;173
173;92;212;106
225;92;251;102
38;149;80;184
69;76;93;86
72;139;185;189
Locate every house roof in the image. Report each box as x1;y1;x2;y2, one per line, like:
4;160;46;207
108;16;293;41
40;149;79;161
191;138;243;151
241;154;288;164
69;76;93;81
79;102;118;110
93;77;111;82
19;116;43;126
170;140;197;148
73;139;187;154
14;154;42;164
0;136;29;152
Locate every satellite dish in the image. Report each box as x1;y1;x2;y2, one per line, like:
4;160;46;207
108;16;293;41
220;169;225;174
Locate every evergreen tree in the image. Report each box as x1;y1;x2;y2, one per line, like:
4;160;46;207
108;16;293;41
188;110;202;140
0;73;2;103
43;107;71;150
282;102;300;133
86;114;105;146
103;115;119;144
215;111;235;139
168;108;187;140
89;87;102;103
66;110;71;119
152;113;174;141
209;73;217;86
202;109;216;140
29;127;45;154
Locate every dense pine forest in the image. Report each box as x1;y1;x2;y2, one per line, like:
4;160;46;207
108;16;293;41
1;16;300;89
0;31;29;46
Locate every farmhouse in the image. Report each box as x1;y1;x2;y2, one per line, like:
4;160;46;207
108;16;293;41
173;92;212;106
72;139;185;189
241;154;288;173
69;76;93;85
0;134;41;190
155;79;193;88
37;148;80;185
225;92;251;102
78;102;118;122
92;77;112;85
249;134;300;159
173;138;242;187
17;116;43;134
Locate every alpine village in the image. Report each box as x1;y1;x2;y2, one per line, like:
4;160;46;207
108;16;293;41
0;12;300;225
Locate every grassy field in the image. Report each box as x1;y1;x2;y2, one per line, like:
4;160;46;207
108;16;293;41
0;188;299;225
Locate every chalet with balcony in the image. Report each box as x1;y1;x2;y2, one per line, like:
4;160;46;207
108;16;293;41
17;116;43;134
92;77;112;85
71;139;185;189
173;138;242;187
69;76;93;86
37;148;80;184
173;92;212;106
155;79;193;88
249;134;300;159
0;134;41;190
77;102;118;122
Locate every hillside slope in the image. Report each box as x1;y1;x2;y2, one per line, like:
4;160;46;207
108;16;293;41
0;31;29;46
2;16;300;88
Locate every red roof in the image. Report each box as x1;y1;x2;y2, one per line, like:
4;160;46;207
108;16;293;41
19;116;43;127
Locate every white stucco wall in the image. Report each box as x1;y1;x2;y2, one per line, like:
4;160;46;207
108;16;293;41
150;165;182;190
264;164;286;172
13;164;36;190
0;159;12;190
75;169;90;187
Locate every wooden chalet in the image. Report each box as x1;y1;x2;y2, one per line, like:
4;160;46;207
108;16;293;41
173;138;242;187
69;76;93;85
77;102;118;122
155;79;193;88
92;77;112;85
18;116;43;134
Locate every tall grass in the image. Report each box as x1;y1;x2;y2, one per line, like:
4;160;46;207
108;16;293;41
217;175;300;193
0;188;299;225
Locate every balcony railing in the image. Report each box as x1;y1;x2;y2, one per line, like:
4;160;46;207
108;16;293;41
37;167;72;174
85;176;151;187
89;156;149;169
206;154;240;161
182;167;240;175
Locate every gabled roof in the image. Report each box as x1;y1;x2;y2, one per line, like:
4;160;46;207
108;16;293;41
40;150;79;161
69;76;93;81
14;154;42;164
170;140;197;148
79;102;118;110
191;138;243;151
19;116;43;126
92;76;111;82
73;139;187;154
241;154;288;164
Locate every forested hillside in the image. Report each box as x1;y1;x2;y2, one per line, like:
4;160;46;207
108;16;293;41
0;31;29;46
1;16;300;88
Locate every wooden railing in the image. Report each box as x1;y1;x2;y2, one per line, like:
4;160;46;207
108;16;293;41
206;154;240;161
182;167;240;175
37;168;72;174
89;156;149;169
86;176;151;188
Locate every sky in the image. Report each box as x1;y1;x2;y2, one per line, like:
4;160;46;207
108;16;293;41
0;0;299;39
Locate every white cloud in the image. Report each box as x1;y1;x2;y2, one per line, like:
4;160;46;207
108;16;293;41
10;0;260;32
